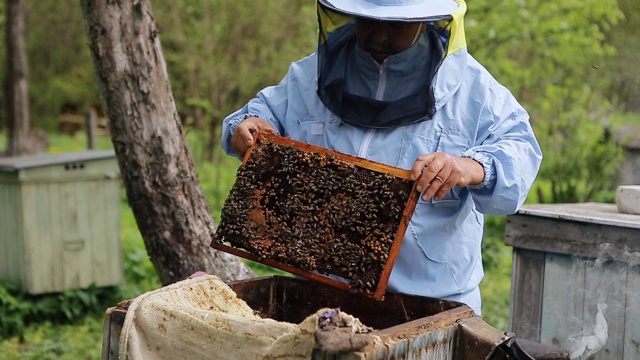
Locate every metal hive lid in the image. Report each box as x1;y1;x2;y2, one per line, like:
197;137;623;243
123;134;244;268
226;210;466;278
0;150;116;172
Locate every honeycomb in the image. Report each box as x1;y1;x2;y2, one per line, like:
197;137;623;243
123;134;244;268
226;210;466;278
212;132;418;299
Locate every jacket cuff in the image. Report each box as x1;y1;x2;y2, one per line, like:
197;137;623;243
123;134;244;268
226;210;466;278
462;151;495;189
228;113;262;136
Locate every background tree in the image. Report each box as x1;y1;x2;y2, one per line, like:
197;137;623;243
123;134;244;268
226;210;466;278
79;0;253;285
0;2;3;134
4;0;29;156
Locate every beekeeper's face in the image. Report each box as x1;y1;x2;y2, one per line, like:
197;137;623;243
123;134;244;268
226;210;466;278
355;18;426;64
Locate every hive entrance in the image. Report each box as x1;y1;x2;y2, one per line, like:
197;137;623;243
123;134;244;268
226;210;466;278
212;132;418;299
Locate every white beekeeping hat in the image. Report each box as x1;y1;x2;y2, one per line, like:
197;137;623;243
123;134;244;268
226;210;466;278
318;0;459;21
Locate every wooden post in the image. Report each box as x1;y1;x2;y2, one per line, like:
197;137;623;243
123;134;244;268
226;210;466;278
86;106;98;149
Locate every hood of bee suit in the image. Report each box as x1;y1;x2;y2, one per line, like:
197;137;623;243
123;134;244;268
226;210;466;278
316;0;468;128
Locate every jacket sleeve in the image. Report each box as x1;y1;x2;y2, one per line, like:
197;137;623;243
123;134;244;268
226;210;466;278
461;80;543;215
220;79;288;158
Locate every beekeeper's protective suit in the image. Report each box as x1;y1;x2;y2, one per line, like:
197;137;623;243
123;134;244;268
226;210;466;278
221;0;543;314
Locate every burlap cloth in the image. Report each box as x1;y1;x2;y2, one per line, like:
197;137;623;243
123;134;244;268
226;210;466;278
118;275;377;360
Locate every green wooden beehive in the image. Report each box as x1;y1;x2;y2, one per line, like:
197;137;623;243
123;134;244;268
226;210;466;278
0;150;124;294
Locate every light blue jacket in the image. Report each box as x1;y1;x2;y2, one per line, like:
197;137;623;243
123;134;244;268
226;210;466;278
221;30;542;312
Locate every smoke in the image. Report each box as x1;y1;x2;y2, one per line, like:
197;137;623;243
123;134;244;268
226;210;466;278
563;242;639;359
596;242;640;266
568;303;608;359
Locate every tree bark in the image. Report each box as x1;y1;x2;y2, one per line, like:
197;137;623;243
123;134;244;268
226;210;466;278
4;0;30;156
79;0;254;285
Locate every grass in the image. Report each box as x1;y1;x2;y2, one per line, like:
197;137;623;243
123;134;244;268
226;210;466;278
0;130;515;357
0;317;104;360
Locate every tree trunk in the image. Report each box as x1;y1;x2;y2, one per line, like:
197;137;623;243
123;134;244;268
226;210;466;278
79;0;254;285
4;0;30;156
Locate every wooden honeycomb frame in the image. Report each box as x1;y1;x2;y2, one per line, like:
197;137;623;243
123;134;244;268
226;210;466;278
211;132;419;300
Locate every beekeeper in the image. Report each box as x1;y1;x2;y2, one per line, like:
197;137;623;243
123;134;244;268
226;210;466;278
221;0;542;314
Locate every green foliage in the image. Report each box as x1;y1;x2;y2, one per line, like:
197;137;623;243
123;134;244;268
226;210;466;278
605;0;640;111
0;280;30;338
479;216;511;330
24;2;100;132
466;0;625;203
534;88;624;203
153;0;317;159
0;316;103;360
467;0;621;101
0;280;120;339
184;130;242;220
48;132;115;153
610;111;640;129
118;202;162;299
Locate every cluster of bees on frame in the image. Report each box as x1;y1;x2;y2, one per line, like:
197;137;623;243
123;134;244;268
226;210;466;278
214;141;413;293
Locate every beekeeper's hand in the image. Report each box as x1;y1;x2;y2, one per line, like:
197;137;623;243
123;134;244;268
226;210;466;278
231;117;276;157
410;152;485;201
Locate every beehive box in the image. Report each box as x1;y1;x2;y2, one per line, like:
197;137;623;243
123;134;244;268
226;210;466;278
101;276;500;360
0;150;123;294
506;203;640;359
211;132;419;300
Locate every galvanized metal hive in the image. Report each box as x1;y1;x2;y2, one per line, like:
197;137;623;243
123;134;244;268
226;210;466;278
212;132;419;300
